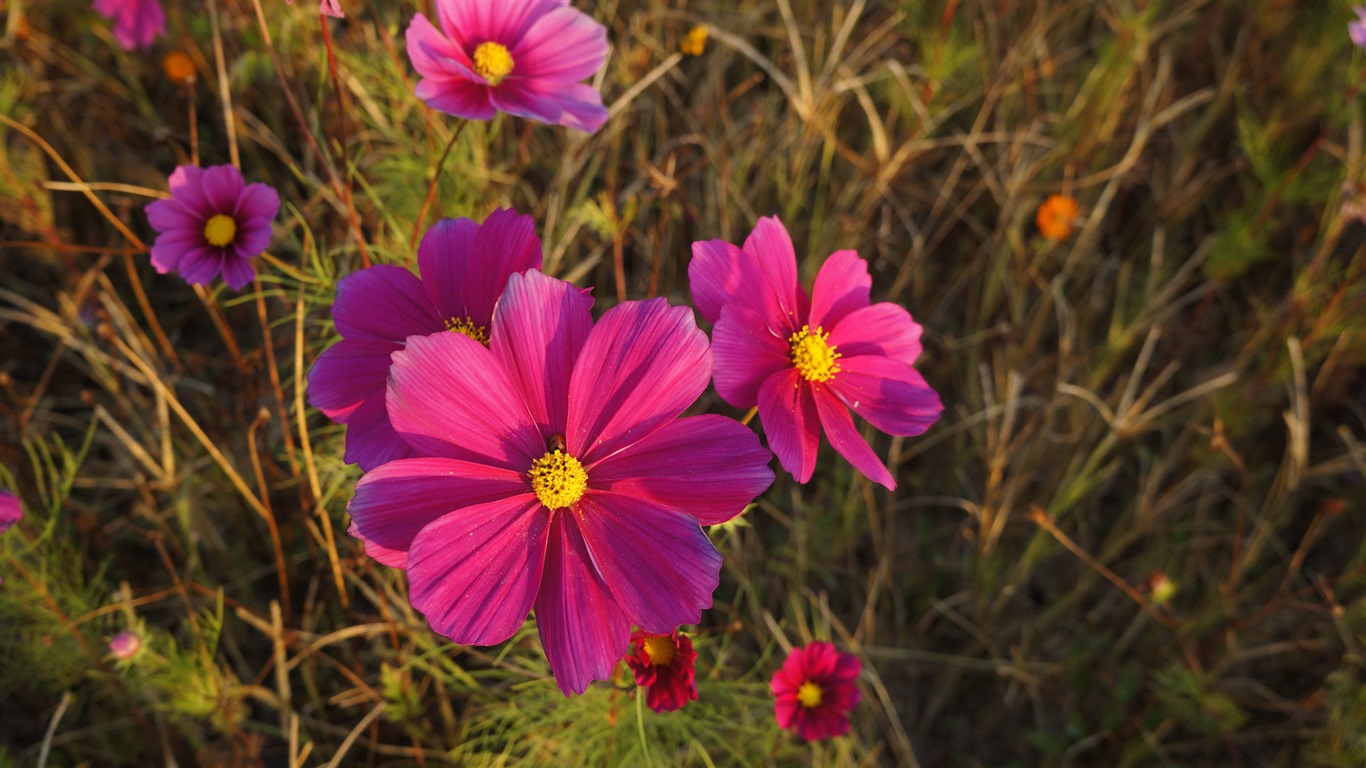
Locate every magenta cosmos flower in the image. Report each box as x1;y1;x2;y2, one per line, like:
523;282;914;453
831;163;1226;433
346;269;774;695
689;217;943;490
109;630;143;661
626;629;698;713
145;165;279;291
92;0;166;51
406;0;609;132
771;642;861;741
307;209;541;471
286;0;344;18
0;490;20;533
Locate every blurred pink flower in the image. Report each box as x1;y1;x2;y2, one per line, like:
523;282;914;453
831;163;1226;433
689;217;942;489
286;0;344;19
144;165;279;291
0;490;20;533
92;0;166;51
1352;6;1366;50
346;270;773;694
626;629;698;713
109;630;142;661
771;642;861;741
406;0;609;132
307;209;542;471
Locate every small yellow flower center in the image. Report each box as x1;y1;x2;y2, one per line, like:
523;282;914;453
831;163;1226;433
642;635;676;667
203;214;237;247
528;448;587;510
797;681;823;709
473;41;514;85
789;325;841;382
445;316;490;346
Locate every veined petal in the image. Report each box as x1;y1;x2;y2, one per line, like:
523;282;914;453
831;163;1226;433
512;5;608;81
757;369;822;483
741;216;806;327
491;270;593;438
489;80;608;133
177;249;224;286
534;513;631;695
711;302;792;409
808;249;870;331
201;165;245;214
145;198;199;232
435;0;568;50
568;299;710;466
341;392;412;471
829;356;942;437
333;265;441;342
589;415;773;525
689;216;804;329
813;392;894;489
407;12;474;75
406;495;550;646
418;209;543;328
220;256;255;291
349;521;411;568
415;76;499;121
829;302;923;364
235;182;281;223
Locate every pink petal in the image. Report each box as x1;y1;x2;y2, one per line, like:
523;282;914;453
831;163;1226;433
829;356;942;437
332;265;441;342
689;216;804;328
349;521;411;568
408;14;499;120
319;0;344;18
568;298;711;466
489;80;608;132
201;165;245;213
828;302;923;364
435;0;567;51
490;270;592;438
534;513;631;695
386;331;544;467
406;495;550;646
307;337;398;421
588;415;773;525
575;492;721;633
512;5;608;81
167;165;211;214
813;391;895;490
407;13;473;74
419;209;542;328
808;249;870;331
415;76;499;121
341;392;413;470
757;369;821;483
711;302;792;409
0;490;21;532
741;216;807;326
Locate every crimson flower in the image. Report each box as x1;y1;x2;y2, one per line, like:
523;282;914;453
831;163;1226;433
93;0;165;51
307;209;541;471
626;629;698;713
145;165;279;291
771;642;861;741
689;217;942;489
345;270;773;694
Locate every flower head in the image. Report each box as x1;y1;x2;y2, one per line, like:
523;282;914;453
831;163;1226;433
144;165;279;291
307;209;542;471
0;490;21;533
1035;194;1080;241
689;217;942;489
286;0;345;19
109;630;143;661
1352;7;1366;50
92;0;166;51
680;26;709;57
771;642;861;741
626;629;698;712
345;270;774;695
406;0;610;132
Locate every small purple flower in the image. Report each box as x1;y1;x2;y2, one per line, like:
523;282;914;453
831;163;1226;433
1352;7;1366;50
145;165;280;291
92;0;166;51
109;630;143;660
0;490;20;533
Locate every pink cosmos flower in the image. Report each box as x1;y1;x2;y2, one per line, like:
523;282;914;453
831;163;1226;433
144;165;280;291
109;630;143;661
0;490;20;533
346;269;774;695
1353;7;1366;50
286;0;345;19
626;629;698;713
92;0;166;51
307;209;542;471
689;217;943;490
771;641;861;741
406;0;610;132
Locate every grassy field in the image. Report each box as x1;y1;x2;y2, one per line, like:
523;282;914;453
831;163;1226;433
3;0;1366;765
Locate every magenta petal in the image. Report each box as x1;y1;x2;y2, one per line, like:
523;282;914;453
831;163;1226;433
167;165;206;202
813;392;895;490
219;256;255;291
386;331;544;467
0;490;21;532
201;165;245;213
177;249;223;285
575;492;721;633
342;392;412;471
349;521;410;568
149;234;199;273
829;302;923;364
711;302;792;409
512;5;608;81
534;513;631;695
568;298;711;465
491;270;592;438
689;216;804;329
406;495;549;646
407;13;471;73
307;337;399;421
436;0;567;50
830;356;943;437
145;198;199;231
235;182;281;223
808;249;871;331
742;217;807;325
757;370;822;483
489;81;608;133
589;415;773;525
416;77;499;121
332;265;441;342
419;209;543;328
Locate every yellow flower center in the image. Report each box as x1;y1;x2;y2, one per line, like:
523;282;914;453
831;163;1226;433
528;448;587;510
445;316;490;346
473;41;515;85
642;635;676;667
203;214;237;247
797;681;823;709
680;25;709;56
788;325;841;382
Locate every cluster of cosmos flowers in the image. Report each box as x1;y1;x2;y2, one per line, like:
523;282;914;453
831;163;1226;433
100;0;951;742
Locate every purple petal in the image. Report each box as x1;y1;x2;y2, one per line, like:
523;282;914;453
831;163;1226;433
230;219;273;262
145;198;200;232
689;216;804;328
829;356;943;437
419;209;542;328
416;76;500;121
813;391;895;489
533;512;631;695
567;298;711;466
319;0;344;18
808;249;870;331
234;182;280;223
219;256;255;291
512;5;608;81
589;415;773;525
489;80;608;132
711;302;792;409
149;233;201;273
307;337;399;421
166;165;211;214
435;0;567;50
829;302;923;364
349;521;410;568
1354;18;1366;49
0;490;21;532
177;248;224;285
342;392;413;470
757;369;822;483
332;265;440;342
201;165;245;214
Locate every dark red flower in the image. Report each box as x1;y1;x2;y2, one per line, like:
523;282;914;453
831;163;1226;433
626;629;698;713
771;641;861;741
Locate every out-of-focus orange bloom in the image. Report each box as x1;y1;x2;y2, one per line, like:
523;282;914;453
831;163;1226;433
1036;194;1080;241
162;51;196;85
680;25;709;56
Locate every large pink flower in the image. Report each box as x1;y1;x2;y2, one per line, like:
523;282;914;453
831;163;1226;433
346;270;774;695
307;209;541;471
92;0;166;51
406;0;609;132
771;642;861;741
689;217;943;490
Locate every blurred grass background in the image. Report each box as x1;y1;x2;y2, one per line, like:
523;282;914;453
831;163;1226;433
2;0;1366;765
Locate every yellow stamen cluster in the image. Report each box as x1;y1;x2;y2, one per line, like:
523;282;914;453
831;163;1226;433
788;325;841;382
445;316;490;346
797;681;823;709
642;635;676;667
203;214;238;248
473;41;515;85
528;449;587;510
680;25;709;56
